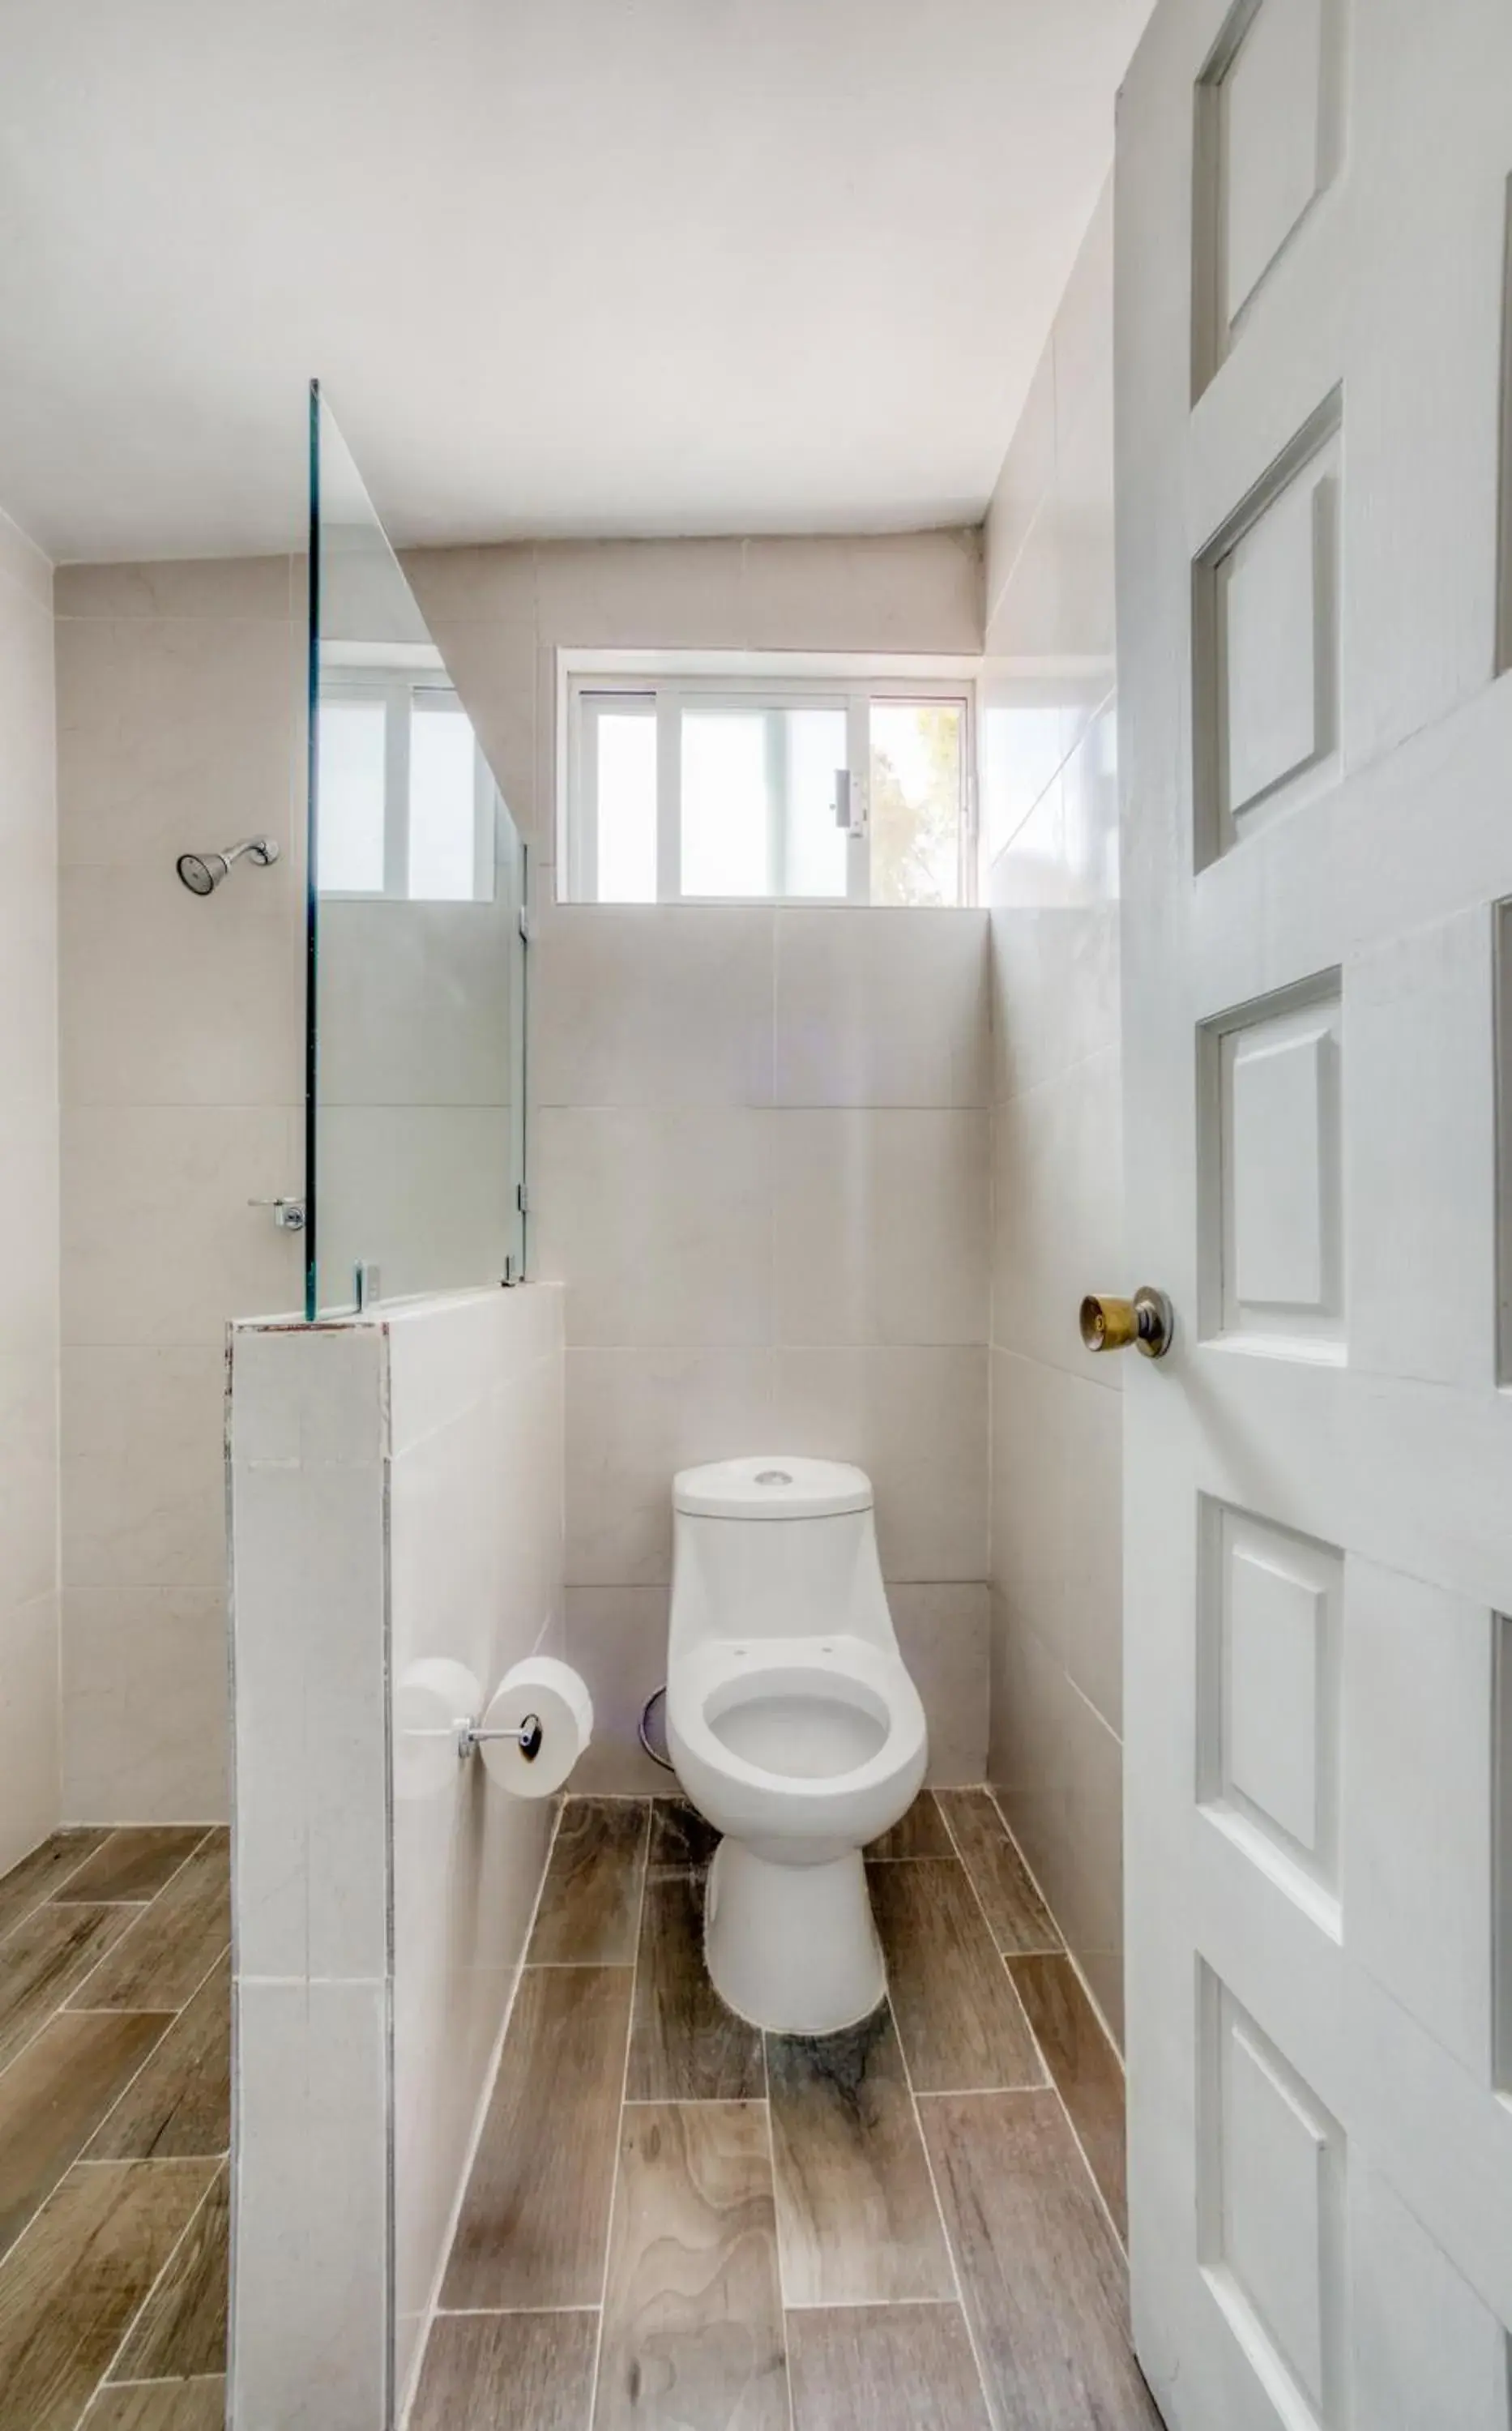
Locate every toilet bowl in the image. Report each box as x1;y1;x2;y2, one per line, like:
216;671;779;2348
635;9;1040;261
665;1455;927;2035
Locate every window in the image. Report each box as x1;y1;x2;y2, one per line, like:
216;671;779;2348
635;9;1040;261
564;671;973;904
317;668;495;901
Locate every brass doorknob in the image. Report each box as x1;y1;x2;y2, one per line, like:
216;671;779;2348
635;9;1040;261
1078;1287;1174;1360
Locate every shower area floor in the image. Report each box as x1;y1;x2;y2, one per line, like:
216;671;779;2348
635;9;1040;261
0;1824;230;2430
412;1790;1160;2431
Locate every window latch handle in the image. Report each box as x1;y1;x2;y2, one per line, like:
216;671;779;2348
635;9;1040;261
834;769;866;836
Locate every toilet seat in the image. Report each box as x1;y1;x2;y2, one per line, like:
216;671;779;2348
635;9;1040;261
668;1636;926;1846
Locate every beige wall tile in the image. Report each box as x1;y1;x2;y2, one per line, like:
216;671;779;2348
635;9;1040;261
57;613;298;868
775;908;990;1108
62;1346;226;1596
61;862;302;1109
564;1583;672;1792
535;1106;775;1347
771;1108;989;1347
0;1351;59;1614
399;542;537;628
741;531;982;654
55;555;292;621
772;1346;988;1582
565;1347;775;1586
0;1592;60;1873
984;173;1125;2041
535;537;746;647
889;1583;990;1784
0;513;58;1873
62;1103;304;1348
62;1584;229;1822
984;347;1056;630
532;904;775;1108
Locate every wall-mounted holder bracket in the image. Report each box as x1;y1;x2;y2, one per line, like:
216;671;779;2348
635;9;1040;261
455;1712;543;1764
248;1197;305;1233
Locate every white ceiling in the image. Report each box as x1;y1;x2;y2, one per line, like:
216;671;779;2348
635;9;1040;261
0;0;1151;563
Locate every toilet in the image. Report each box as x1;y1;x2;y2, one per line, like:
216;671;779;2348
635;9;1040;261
665;1455;927;2036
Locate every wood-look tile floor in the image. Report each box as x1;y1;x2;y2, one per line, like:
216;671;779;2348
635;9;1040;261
412;1790;1164;2431
0;1826;229;2431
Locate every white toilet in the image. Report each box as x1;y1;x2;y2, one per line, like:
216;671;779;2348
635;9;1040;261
665;1455;927;2036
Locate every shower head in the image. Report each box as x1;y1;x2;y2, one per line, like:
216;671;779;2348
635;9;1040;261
175;837;280;895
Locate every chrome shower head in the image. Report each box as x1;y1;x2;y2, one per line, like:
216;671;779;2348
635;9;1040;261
175;837;279;895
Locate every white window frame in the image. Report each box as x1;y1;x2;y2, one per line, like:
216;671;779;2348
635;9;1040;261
558;653;979;907
318;656;494;903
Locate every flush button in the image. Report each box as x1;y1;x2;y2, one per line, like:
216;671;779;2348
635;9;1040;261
755;1469;792;1486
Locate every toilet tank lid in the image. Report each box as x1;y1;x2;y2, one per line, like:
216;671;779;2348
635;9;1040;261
673;1456;873;1519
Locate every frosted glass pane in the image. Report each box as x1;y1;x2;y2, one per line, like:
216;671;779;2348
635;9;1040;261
408;699;480;899
682;711;769;896
596;712;657;902
783;707;848;898
317;697;386;892
870;700;963;905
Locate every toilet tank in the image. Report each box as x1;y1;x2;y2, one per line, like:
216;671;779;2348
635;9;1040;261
668;1457;895;1655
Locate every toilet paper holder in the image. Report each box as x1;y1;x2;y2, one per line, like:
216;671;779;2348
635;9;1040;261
456;1711;543;1764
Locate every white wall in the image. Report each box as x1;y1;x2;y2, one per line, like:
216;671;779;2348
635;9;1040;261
55;556;305;1823
229;1285;565;2431
403;533;993;1787
0;505;61;1875
53;529;989;1823
980;186;1127;2040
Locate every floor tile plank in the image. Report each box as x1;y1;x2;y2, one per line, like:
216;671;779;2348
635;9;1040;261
527;1801;650;1966
627;1872;763;2104
767;2008;954;2306
53;1830;207;1907
410;2310;598;2431
936;1792;1061;1955
593;2101;788;2431
0;2158;216;2431
82;2380;225;2430
647;1801;720;1871
787;2302;992;2431
0;1903;142;2072
1009;1954;1127;2240
866;1793;955;1861
87;1955;230;2162
0;1831;109;1942
66;1834;229;2014
869;1861;1044;2095
919;2091;1161;2430
442;1964;632;2310
111;2163;228;2381
0;2010;171;2262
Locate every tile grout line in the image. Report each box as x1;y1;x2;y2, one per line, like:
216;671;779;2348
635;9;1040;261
66;1940;231;2173
883;1979;997;2431
584;1797;652;2431
61;1828;220;2014
0;1856;223;2117
400;1790;574;2429
976;1783;1129;2254
0;1831;110;1950
94;2153;227;2398
980;1784;1125;2076
758;2027;797;2431
928;1796;1047;2094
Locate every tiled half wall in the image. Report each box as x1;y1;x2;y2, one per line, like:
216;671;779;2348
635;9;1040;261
227;1284;565;2429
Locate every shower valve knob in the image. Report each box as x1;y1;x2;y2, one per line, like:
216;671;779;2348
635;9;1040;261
249;1196;306;1233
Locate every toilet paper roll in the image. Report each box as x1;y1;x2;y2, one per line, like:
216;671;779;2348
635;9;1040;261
393;1657;481;1803
478;1656;593;1797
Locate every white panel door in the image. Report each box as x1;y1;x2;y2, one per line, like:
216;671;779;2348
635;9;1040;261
1117;1;1512;2425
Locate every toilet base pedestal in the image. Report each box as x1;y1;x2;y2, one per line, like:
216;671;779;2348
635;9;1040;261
703;1837;886;2035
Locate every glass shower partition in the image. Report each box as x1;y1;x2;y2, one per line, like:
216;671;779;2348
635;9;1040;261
305;382;526;1317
